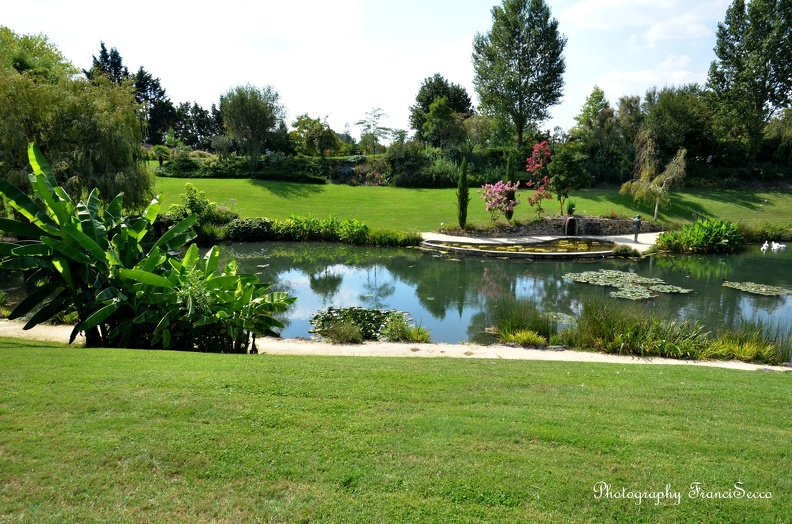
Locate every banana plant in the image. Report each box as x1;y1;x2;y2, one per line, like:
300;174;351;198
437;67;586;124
117;244;294;352
0;143;197;346
0;143;295;351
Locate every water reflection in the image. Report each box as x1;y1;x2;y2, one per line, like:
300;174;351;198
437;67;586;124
217;241;792;343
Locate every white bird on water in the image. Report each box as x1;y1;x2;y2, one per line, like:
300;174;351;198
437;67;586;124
761;241;769;252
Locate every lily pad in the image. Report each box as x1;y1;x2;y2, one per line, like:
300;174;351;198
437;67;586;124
563;269;692;300
722;281;790;296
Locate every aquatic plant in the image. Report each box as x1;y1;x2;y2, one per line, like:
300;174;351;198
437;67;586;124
563;269;693;300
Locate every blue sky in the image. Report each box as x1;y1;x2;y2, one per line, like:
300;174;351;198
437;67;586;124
4;0;731;140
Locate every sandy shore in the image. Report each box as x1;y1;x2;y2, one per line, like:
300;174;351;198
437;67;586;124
1;319;788;373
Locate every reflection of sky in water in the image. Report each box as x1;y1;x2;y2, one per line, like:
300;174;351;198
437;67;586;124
215;242;792;344
277;264;476;343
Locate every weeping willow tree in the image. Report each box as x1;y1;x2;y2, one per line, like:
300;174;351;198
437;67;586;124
620;128;687;221
0;27;153;210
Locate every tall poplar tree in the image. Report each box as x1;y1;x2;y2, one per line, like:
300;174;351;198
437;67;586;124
707;0;792;160
472;0;566;149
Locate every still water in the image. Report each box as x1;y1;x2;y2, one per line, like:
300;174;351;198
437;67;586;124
223;241;792;344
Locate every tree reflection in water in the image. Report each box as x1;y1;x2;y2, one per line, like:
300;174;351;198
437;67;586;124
212;242;792;343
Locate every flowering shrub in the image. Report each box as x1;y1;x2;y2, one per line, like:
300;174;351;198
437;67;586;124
526;176;553;216
479;180;520;223
526;141;554;216
526;140;551;175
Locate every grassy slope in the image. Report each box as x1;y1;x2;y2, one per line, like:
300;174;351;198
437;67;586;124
1;340;789;523
155;177;792;232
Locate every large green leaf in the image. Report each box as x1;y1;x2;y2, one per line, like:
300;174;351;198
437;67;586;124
61;223;107;265
52;256;75;290
119;268;175;288
11;244;51;257
202;246;220;277
0;257;55;270
28;143;71;227
0;218;48;240
78;302;120;332
77;190;108;248
181;244;200;272
0;179;59;235
7;283;60;320
23;293;70;330
41;237;93;265
152;214;198;252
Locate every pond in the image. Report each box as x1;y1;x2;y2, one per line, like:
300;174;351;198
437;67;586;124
217;241;792;344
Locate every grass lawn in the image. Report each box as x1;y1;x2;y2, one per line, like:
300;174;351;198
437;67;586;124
155;177;792;232
1;339;789;523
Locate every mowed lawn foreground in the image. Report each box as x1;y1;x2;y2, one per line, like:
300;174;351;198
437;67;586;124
155;177;792;232
1;339;789;523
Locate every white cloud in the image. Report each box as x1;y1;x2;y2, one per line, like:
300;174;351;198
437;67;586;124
596;54;705;99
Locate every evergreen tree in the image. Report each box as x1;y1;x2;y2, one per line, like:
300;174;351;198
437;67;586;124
457;158;470;229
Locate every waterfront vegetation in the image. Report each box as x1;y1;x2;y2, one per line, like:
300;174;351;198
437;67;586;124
154;177;792;234
1;340;788;523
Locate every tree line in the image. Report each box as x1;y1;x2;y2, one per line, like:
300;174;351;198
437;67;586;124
1;0;791;212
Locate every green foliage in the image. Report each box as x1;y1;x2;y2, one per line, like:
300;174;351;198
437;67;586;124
500;329;547;347
167;182;238;243
472;0;566;148
547;140;589;214
620;128;687;220
220;84;287;172
0;144;293;351
488;297;557;342
380;313;432;343
167;183;238;225
310;307;409;341
322;321;363;344
707;0;792;160
611;244;641;257
223;214;420;247
656;219;743;254
570;298;709;359
456;158;470;228
226;218;275;241
1;40;154;209
568;297;787;364
409;73;473;142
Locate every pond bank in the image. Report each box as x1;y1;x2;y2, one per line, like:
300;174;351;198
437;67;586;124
1;320;786;373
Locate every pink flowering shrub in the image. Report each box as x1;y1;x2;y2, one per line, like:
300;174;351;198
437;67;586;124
526;141;554;216
479;180;520;223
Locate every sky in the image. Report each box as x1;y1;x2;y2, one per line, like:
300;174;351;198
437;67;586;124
3;0;732;141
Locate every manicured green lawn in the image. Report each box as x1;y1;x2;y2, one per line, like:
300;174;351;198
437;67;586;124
1;339;789;523
155;177;792;232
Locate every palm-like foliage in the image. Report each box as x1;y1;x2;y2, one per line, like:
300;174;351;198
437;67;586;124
0;143;293;351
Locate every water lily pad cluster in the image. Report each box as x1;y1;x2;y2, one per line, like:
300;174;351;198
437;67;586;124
563;270;693;300
722;281;790;296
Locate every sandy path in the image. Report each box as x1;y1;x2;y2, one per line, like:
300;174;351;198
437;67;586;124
1;319;787;373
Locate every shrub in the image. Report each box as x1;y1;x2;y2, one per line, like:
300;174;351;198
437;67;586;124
488;297;557;341
500;329;547;347
365;229;422;247
612;244;641;257
226;218;275;241
0;144;294;351
167;183;239;244
380;313;432;343
656;219;743;254
310;307;410;342
338;219;369;244
323;321;363;344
